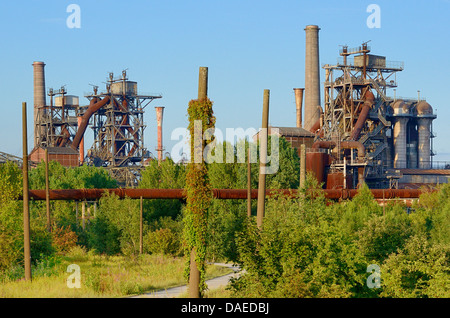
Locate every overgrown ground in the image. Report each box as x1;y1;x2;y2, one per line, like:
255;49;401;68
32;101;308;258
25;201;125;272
0;247;232;298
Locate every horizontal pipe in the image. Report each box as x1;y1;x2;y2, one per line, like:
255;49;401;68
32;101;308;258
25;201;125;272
312;140;365;158
23;188;427;201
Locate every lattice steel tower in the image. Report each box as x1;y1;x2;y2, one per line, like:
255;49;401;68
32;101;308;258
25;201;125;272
83;70;161;168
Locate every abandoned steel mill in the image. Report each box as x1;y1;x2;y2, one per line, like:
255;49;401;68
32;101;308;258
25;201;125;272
2;25;449;191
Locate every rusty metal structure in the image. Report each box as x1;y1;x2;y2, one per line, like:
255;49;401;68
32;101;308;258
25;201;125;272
276;26;445;190
81;70;161;168
31;61;163;187
316;41;438;189
25;188;427;207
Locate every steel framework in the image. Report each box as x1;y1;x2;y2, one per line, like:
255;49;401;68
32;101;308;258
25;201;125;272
83;70;161;169
321;42;404;187
35;86;80;148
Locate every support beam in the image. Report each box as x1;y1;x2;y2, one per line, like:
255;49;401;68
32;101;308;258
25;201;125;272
22;102;32;281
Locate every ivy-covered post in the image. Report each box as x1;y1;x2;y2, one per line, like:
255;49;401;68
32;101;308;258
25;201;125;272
185;66;215;298
256;89;270;228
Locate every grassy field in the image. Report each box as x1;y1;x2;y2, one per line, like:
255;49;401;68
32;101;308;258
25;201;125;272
0;247;233;298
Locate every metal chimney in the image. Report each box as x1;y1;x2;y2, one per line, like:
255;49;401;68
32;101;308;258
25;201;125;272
77;116;85;164
155;106;165;163
32;61;46;147
304;25;321;131
293;88;304;128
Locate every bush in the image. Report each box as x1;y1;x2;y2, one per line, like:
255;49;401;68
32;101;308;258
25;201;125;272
51;225;78;255
144;217;183;256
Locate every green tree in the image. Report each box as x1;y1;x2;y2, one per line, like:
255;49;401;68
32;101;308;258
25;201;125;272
0;162;23;271
87;193;140;255
380;234;450;298
139;158;185;221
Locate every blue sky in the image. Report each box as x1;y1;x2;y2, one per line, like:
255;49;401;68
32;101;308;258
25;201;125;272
1;0;449;161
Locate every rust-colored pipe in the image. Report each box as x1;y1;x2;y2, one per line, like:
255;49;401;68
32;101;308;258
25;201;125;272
341;141;365;158
312;140;365;158
24;188;427;201
71;96;110;150
155;106;165;163
351;89;374;141
312;140;336;150
309;106;323;133
77;116;84;164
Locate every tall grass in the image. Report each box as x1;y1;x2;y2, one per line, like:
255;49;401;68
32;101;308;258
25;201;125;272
0;246;230;298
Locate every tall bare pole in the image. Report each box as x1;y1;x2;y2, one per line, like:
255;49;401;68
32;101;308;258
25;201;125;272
188;66;208;298
256;89;269;228
45;148;51;232
247;147;251;218
140;196;143;254
22;102;32;281
300;144;306;188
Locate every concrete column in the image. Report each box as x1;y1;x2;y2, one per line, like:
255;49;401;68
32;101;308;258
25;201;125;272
155;106;165;163
304;25;321;131
32;61;46;148
393;117;409;168
417;118;431;169
293;88;304;128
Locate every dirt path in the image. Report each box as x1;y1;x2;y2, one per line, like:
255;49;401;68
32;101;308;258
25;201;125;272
132;263;241;298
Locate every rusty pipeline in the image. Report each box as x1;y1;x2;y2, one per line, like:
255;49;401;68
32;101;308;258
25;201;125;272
312;140;365;158
23;188;427;201
71;96;111;150
351;89;374;141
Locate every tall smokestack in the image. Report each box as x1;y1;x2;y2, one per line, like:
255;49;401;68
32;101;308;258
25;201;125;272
293;88;304;128
155;106;165;163
77;116;84;165
304;25;321;131
33;61;46;148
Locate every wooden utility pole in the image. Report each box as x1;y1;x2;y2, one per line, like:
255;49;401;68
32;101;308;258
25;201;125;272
256;89;269;228
140;196;143;254
188;66;208;298
300;144;306;188
82;200;86;230
22;102;32;281
45;148;51;232
247;147;251;218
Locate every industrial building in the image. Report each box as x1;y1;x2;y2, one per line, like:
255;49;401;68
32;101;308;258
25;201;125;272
30;62;164;187
20;25;450;189
273;25;450;189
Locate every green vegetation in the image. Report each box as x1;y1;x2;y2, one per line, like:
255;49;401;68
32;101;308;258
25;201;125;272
0;137;449;298
0;247;230;298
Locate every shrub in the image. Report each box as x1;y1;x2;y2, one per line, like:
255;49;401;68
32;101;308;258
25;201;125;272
51;225;78;255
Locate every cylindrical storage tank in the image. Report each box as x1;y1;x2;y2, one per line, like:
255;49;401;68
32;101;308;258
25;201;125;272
110;81;137;95
416;101;433;169
326;172;353;189
417;118;431;169
407;141;418;169
304;25;321;131
306;152;329;188
393;117;409;168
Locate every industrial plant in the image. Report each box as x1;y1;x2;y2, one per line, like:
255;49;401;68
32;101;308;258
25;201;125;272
0;24;446;189
29;62;163;187
270;25;449;190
